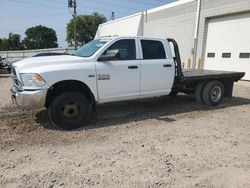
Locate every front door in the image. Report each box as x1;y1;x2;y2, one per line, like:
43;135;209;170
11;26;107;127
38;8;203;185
96;39;140;102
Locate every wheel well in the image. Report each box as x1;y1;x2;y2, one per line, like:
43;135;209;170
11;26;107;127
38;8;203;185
45;80;96;109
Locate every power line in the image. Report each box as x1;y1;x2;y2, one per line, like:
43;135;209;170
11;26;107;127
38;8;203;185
0;29;66;34
0;13;68;19
6;0;173;21
10;0;66;10
43;0;161;12
125;0;160;6
76;4;134;15
9;0;132;17
81;0;142;12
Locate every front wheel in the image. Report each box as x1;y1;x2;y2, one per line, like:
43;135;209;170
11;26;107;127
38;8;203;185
48;92;91;130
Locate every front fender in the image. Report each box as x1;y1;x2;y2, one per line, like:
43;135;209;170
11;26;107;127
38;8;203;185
39;63;98;101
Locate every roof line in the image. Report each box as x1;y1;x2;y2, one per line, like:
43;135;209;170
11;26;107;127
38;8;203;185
99;12;142;26
99;0;195;27
147;0;195;13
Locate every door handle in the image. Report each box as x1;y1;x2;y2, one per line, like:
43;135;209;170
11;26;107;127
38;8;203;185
128;65;138;69
163;64;172;68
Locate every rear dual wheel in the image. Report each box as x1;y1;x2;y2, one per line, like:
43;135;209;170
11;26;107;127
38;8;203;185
195;80;224;106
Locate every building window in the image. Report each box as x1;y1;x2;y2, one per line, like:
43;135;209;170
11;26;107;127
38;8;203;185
222;53;231;58
141;40;166;60
207;53;215;58
239;53;250;59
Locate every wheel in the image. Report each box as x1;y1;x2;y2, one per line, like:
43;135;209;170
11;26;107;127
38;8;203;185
169;90;178;97
195;81;207;104
202;81;224;106
48;92;91;130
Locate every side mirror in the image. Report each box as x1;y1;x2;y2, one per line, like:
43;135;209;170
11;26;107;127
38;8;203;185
97;49;120;61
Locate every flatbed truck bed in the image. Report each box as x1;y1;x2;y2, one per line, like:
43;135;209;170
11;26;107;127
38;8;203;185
177;69;245;98
168;38;245;101
170;69;245;102
182;69;245;82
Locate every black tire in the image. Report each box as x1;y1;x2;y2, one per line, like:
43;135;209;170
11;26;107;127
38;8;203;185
202;81;224;106
195;81;207;104
48;92;91;130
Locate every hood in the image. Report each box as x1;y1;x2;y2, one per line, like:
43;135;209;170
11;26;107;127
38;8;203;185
13;55;86;73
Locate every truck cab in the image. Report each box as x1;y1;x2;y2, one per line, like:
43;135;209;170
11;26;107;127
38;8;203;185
94;37;175;102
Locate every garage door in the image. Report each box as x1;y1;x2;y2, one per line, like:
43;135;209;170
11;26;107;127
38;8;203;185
204;13;250;80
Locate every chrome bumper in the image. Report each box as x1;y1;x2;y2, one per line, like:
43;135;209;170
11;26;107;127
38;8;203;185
11;86;47;110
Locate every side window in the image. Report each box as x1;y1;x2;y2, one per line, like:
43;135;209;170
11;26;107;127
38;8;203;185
141;40;166;60
104;39;136;60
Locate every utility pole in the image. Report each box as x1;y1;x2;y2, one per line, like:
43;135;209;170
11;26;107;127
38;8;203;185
68;0;77;50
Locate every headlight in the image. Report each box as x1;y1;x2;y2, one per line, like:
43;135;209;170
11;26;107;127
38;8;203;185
20;73;46;87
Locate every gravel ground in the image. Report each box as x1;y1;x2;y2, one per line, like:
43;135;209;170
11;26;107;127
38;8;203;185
0;75;13;110
0;76;250;188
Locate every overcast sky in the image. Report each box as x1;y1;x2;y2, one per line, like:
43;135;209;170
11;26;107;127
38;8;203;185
0;0;175;47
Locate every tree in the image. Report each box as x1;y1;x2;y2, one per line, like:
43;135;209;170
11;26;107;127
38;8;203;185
66;12;106;46
0;33;23;51
0;38;10;51
23;25;58;49
8;33;23;50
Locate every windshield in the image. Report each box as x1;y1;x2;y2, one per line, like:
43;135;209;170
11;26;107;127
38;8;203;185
73;39;108;57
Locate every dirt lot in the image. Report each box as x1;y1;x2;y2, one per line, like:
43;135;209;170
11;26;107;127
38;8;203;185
0;76;250;188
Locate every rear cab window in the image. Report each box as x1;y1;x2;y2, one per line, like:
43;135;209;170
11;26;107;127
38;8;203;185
140;40;166;60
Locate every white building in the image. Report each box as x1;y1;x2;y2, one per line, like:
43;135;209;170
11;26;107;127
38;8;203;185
95;0;250;80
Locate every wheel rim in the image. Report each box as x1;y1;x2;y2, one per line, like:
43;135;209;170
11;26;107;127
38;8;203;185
210;86;222;102
57;99;86;126
62;102;80;119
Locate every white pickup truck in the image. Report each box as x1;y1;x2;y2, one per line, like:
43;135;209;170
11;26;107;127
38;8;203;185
11;36;244;130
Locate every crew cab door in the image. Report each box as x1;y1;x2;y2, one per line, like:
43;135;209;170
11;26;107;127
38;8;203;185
139;39;175;96
96;38;140;102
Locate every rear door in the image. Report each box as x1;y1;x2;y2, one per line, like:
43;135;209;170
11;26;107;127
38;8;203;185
96;38;141;102
140;39;175;96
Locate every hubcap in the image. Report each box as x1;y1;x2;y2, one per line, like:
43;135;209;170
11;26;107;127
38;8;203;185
211;86;222;102
62;102;80;119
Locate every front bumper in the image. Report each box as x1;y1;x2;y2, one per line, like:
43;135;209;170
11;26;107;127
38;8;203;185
11;86;47;110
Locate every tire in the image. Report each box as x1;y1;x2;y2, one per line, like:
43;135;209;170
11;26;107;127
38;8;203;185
48;92;91;130
202;81;224;106
195;81;207;104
